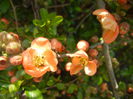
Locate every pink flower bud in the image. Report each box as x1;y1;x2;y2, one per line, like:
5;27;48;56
9;55;22;65
10;76;18;83
6;42;21;54
0;31;19;44
0;56;8;70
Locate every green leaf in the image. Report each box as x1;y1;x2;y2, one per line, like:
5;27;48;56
56;83;65;90
47;80;54;86
16;70;26;78
77;91;83;99
9;84;17;93
25;89;43;99
66;35;76;51
9;80;23;93
0;0;10;13
22;39;31;49
119;81;126;91
40;8;48;21
67;84;78;94
33;19;46;27
48;13;56;19
52;16;63;26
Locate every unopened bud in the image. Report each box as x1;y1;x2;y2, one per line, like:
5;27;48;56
6;42;21;54
0;56;8;70
9;55;22;65
0;31;19;44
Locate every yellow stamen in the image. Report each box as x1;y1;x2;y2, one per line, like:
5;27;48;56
33;55;46;67
75;56;88;67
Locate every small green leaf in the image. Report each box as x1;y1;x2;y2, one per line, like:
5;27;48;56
52;16;63;26
9;84;17;93
47;80;54;86
66;35;76;51
25;89;43;99
67;84;78;94
40;8;48;21
77;91;83;99
22;39;31;48
0;0;10;13
119;81;126;91
33;19;46;27
16;70;26;78
56;83;65;90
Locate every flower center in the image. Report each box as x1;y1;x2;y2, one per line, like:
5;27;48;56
79;57;88;67
33;55;46;67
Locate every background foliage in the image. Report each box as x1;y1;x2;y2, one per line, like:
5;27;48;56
0;0;133;99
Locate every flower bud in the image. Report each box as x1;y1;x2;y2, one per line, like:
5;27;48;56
8;70;15;77
10;76;18;83
0;56;8;70
51;38;65;52
6;42;21;54
0;18;9;24
90;36;99;43
76;40;89;51
33;77;42;83
120;22;130;35
0;31;19;44
9;55;22;65
88;49;98;57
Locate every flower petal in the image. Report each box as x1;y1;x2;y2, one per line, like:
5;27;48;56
44;50;58;72
31;37;51;50
22;48;35;69
84;61;97;76
93;9;109;16
73;50;88;58
103;25;119;44
25;66;50;77
70;64;83;75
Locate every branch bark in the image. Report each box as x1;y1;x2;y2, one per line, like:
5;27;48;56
9;0;18;31
103;44;119;99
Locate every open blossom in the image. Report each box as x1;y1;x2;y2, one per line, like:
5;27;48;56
67;50;97;76
93;9;119;44
22;37;58;77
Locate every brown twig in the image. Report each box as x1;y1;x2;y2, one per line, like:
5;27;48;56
9;0;18;31
47;3;70;9
103;44;119;99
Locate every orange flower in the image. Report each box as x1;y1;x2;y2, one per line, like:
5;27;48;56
22;37;58;77
69;50;97;76
93;9;119;44
0;56;8;70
